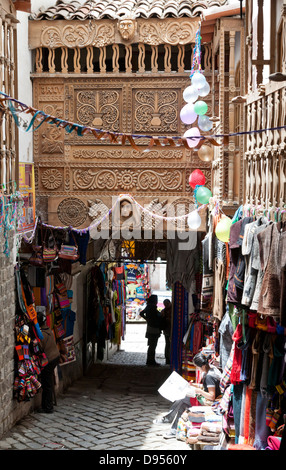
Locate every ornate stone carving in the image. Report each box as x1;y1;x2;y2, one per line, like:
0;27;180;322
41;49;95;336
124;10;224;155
40;23;115;48
57;197;88;226
41;168;63;190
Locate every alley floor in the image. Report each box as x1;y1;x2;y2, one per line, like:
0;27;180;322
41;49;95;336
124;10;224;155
0;323;190;452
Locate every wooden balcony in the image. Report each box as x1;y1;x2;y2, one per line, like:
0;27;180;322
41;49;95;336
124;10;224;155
244;80;286;209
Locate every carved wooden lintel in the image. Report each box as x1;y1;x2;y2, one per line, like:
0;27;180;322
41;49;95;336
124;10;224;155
29;18;201;49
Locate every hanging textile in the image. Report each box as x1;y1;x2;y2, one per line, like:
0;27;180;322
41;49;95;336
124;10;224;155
170;282;189;372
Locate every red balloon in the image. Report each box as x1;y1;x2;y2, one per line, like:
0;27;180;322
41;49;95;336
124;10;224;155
189;169;206;189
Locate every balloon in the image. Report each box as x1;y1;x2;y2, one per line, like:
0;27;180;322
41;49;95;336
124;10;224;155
180;103;198;125
198;144;214;162
198;115;213;132
194;100;208;116
184;127;201;148
183;85;199;104
196;186;212;204
189;169;206;189
187;210;201;230
215;216;232;243
191;72;207;89
199;81;210;97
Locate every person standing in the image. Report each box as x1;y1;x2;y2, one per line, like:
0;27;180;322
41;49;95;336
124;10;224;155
37;311;60;413
161;299;172;365
140;295;162;366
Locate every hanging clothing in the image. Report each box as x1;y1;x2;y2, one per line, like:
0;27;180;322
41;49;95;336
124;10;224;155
230;323;243;385
166;234;198;291
201;233;213;310
241;217;269;307
218;310;234;371
257;221;286;318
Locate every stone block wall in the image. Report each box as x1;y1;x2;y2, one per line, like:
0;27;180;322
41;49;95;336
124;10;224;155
0;231;17;438
0;231;39;439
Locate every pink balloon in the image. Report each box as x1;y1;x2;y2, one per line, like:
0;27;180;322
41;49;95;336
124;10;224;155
180;103;198;125
183;127;201;148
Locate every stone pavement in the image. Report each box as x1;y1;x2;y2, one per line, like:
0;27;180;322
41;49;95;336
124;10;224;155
0;323;190;452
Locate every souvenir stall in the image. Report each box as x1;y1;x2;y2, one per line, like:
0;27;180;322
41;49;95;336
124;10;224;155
125;262;149;320
182;205;286;451
214;208;286;451
166;228;217;383
87;260;129;356
13;266;45;402
13;220;88;401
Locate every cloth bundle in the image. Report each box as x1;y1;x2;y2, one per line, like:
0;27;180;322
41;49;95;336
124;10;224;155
187;420;223;446
177;406;223;446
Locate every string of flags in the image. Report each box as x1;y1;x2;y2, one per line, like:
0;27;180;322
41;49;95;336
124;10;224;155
1;91;286;152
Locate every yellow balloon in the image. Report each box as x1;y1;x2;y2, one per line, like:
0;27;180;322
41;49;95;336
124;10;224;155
198;144;214;162
215;216;232;243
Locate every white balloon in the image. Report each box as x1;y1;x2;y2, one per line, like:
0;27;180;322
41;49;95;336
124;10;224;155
183;85;199;104
198;115;213;132
183;127;201;148
180;103;197;125
191;72;207;90
187;211;201;229
199;81;210;97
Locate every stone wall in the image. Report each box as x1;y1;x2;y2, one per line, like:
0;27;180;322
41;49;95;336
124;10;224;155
0;231;35;438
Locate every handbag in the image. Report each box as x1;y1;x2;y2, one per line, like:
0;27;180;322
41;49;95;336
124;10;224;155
29;245;44;266
58;231;80;261
42;228;58;263
55;277;70;310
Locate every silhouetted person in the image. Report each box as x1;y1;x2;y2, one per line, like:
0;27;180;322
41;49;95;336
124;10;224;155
140;294;162;366
37;311;60;413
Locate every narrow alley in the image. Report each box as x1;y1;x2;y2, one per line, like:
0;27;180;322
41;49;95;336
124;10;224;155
0;323;189;452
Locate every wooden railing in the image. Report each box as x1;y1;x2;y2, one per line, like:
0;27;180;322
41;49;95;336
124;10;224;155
33;43;212;75
244;81;286;209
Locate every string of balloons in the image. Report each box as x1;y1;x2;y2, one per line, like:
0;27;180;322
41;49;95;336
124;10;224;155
180;25;214;162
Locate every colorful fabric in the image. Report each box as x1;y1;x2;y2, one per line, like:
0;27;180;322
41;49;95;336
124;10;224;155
170;282;189;372
230;323;243;385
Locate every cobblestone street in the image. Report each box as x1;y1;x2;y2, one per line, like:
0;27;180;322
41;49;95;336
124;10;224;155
0;323;189;452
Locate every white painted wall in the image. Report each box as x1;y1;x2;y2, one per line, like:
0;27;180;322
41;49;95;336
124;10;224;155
16;10;33;163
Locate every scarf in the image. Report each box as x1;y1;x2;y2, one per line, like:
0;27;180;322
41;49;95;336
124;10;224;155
231;323;243;385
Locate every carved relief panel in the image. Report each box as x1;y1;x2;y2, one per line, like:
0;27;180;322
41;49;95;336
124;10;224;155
33;75;212;228
133;89;179;134
75;88;121;132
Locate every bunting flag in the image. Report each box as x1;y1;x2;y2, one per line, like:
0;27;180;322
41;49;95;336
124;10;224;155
2;90;286;150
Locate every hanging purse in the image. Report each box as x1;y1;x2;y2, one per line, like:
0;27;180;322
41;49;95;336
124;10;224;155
55;278;70;310
58;231;80;261
42;227;58;263
29;245;44;266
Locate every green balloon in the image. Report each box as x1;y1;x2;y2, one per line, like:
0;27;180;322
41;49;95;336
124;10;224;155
196;186;212;204
194;100;208;116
